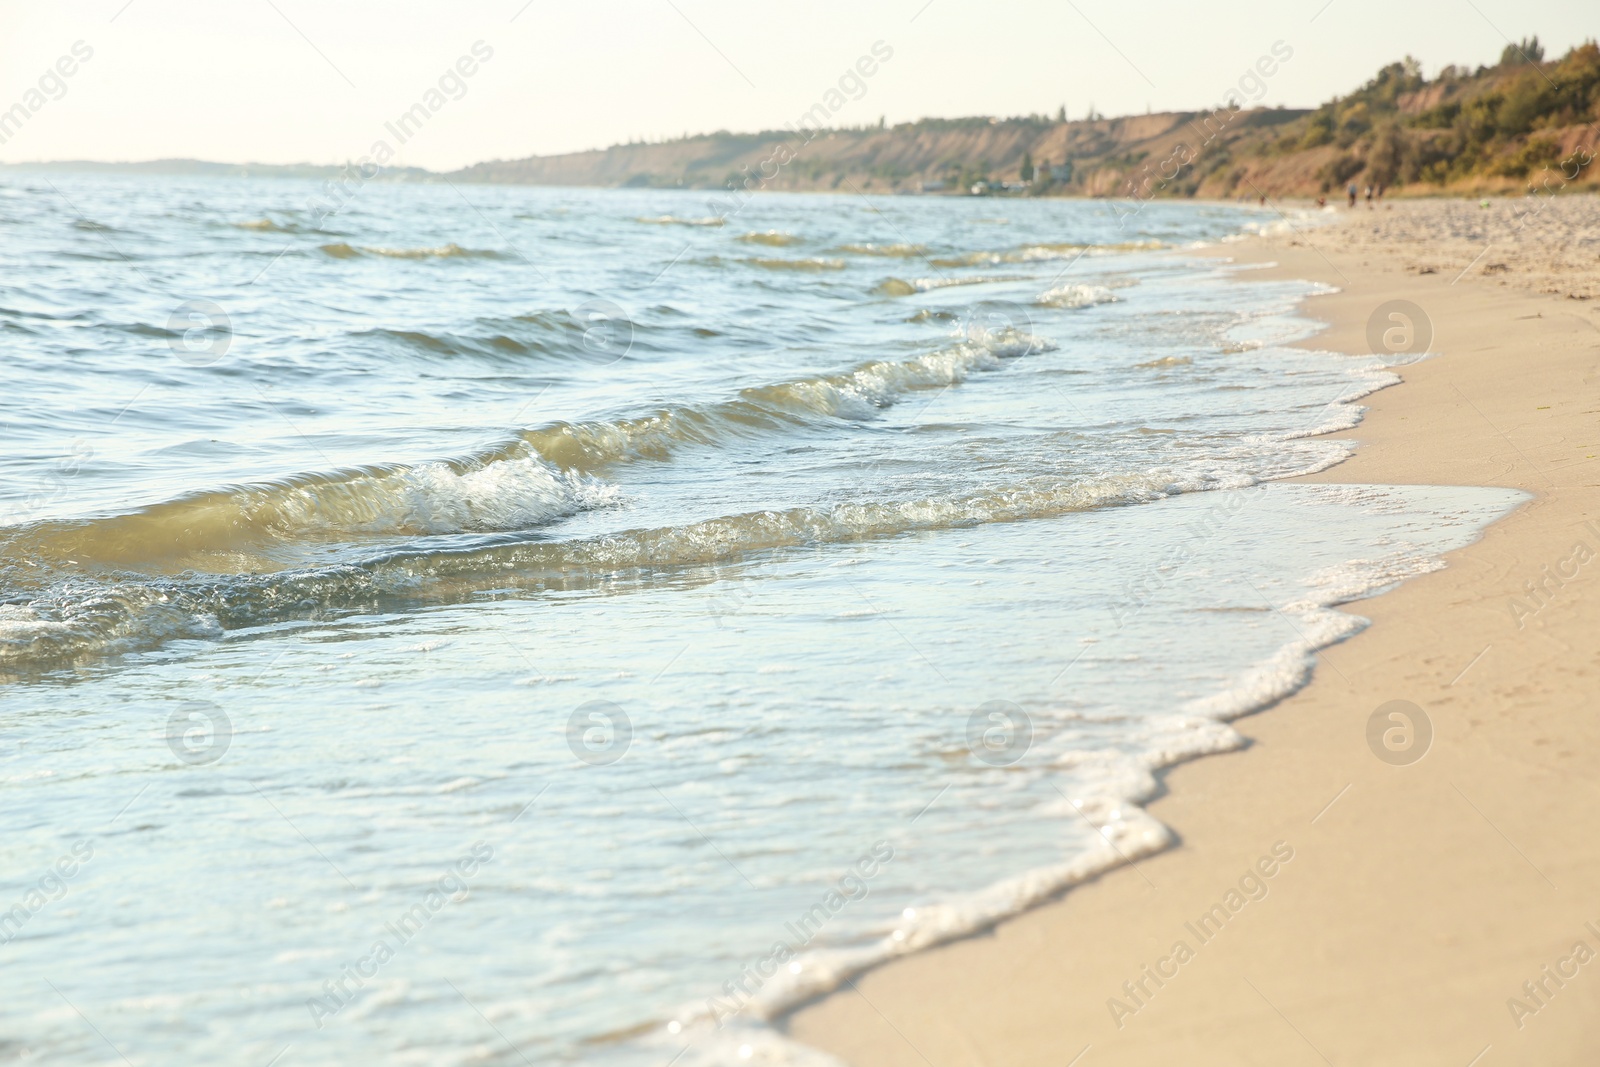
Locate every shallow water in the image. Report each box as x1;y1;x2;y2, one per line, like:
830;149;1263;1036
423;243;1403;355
0;178;1518;1065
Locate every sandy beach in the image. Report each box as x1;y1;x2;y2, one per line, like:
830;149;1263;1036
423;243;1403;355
788;195;1600;1066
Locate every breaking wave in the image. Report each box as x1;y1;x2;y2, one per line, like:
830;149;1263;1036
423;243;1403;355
635;215;725;227
746;257;847;272
318;242;506;260
737;231;802;246
1037;283;1119;309
875;275;1032;296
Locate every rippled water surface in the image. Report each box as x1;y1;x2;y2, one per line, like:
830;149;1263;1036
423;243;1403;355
0;177;1518;1065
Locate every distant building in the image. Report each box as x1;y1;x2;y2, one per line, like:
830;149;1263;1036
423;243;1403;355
919;179;948;193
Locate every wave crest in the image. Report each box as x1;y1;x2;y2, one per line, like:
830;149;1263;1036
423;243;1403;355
1037;283;1119;309
318;242;506;260
634;215;724;227
737;231;802;246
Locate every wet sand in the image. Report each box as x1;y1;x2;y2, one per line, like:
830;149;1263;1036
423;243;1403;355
787;195;1600;1066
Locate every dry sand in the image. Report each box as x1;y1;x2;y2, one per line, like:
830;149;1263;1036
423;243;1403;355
787;195;1600;1066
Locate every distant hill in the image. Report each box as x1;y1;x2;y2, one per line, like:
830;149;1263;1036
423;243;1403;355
1210;38;1600;198
448;111;1308;197
11;40;1596;201
454;39;1600;199
454;110;1312;198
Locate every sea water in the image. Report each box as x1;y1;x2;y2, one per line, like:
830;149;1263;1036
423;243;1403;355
0;177;1519;1065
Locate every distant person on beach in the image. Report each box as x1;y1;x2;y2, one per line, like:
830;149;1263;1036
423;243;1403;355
1347;182;1358;207
1364;184;1374;207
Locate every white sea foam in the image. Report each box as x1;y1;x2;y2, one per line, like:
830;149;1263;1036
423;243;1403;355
0;599;223;667
1280;361;1401;439
676;573;1437;1061
1037;282;1119;309
266;455;618;536
1237;207;1335;240
909;274;1032;291
145;453;623;547
633;480;1517;1064
636;215;725;227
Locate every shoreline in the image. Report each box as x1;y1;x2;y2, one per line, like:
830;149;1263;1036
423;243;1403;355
10;161;1586;204
786;199;1600;1064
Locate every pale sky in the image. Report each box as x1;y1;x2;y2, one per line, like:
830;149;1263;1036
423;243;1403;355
0;0;1592;170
